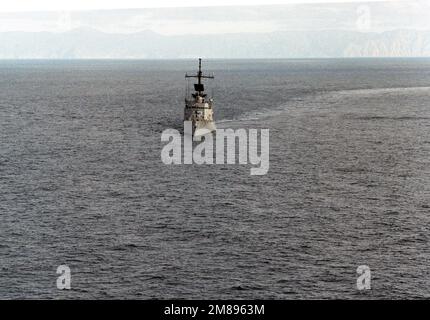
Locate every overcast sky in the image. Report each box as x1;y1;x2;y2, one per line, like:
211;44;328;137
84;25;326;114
0;1;427;35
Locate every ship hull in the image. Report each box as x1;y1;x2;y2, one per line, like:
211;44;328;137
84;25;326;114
184;101;216;137
193;120;216;137
183;119;216;138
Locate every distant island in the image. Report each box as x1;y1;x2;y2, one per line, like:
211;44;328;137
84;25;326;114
1;28;429;59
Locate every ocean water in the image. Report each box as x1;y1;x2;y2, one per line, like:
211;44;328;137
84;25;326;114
0;59;429;299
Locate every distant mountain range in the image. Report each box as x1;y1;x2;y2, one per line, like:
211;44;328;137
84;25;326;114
1;28;429;59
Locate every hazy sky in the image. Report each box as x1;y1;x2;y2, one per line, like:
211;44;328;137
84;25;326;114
0;1;427;35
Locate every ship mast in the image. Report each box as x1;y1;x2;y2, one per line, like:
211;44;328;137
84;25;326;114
185;58;214;96
198;58;202;86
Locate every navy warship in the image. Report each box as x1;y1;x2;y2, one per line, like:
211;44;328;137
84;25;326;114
184;58;216;137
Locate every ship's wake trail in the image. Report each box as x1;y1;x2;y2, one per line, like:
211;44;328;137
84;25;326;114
217;86;430;127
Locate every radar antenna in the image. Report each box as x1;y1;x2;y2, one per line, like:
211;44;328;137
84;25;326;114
185;58;214;96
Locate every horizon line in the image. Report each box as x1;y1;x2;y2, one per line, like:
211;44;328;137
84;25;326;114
1;57;429;61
